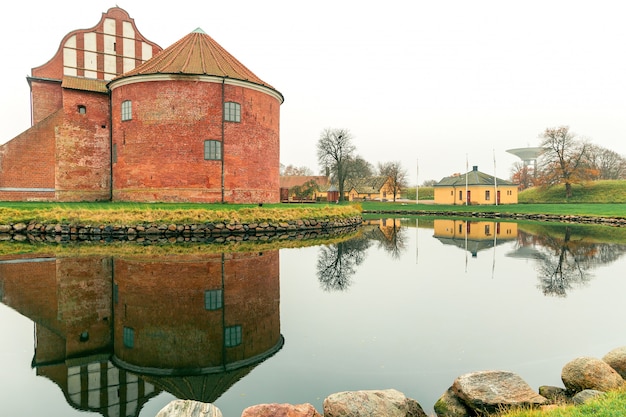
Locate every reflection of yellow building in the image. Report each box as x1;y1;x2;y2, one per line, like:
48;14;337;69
434;166;518;205
433;219;518;256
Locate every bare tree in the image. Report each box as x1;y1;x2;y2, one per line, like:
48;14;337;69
281;164;314;176
317;128;356;202
585;144;626;180
537;126;591;198
346;156;374;179
377;161;408;202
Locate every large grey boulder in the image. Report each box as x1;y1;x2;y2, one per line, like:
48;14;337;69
155;400;222;417
603;346;626;379
323;389;427;417
451;370;548;414
561;357;625;393
571;389;605;405
241;403;322;417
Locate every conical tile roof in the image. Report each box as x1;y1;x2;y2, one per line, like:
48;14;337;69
116;28;277;91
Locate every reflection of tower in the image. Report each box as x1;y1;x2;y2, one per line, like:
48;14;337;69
0;249;283;416
0;255;159;417
112;251;283;402
506;147;545;177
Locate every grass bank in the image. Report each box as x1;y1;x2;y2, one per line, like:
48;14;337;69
519;180;626;204
0;202;361;225
496;387;626;417
361;201;625;218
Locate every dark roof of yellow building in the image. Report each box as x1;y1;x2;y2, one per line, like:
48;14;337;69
116;28;277;91
435;167;515;187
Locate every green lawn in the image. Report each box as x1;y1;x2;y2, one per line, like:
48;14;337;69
360;201;626;218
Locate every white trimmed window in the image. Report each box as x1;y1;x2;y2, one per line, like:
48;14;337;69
224;102;241;122
121;100;132;121
204;140;222;160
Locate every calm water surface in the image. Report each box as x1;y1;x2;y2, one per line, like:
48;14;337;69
1;218;625;417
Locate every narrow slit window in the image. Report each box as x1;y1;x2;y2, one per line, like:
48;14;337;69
121;100;132;121
123;327;134;348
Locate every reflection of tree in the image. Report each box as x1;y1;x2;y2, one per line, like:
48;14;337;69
317;236;370;291
514;226;626;297
535;227;591;296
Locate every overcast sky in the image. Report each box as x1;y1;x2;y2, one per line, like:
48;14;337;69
2;1;625;184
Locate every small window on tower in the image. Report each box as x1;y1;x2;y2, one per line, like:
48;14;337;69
224;102;241;122
204;140;222;160
121;100;132;121
78;105;86;114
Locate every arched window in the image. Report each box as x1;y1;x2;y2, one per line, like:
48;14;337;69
121;100;132;121
224;102;240;122
204;140;222;160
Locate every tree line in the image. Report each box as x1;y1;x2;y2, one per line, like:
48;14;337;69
282;127;410;202
512;126;626;198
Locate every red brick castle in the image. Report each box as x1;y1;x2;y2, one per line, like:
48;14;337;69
0;7;283;203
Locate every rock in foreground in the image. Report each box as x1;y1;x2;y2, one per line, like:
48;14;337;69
323;389;426;417
156;400;222;417
451;370;548;414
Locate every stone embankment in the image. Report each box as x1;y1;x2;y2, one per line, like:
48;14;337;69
365;209;626;227
0;216;363;243
155;346;626;417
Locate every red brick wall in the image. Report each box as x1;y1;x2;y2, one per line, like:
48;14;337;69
30;80;64;125
55;89;111;201
223;84;280;203
0;110;58;201
0;88;112;202
110;78;281;203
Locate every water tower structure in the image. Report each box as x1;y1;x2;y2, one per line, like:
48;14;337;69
506;147;545;176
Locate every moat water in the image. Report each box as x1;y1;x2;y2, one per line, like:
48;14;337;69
1;217;625;417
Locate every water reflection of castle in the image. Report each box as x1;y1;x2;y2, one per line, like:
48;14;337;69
433;219;518;257
0;251;282;417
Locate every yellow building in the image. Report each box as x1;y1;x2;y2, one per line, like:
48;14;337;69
346;176;399;201
279;176;331;202
434;166;518;205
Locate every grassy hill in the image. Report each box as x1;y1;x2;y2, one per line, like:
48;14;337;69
519;180;626;203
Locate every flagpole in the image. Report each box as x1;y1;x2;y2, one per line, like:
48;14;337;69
493;148;498;206
465;153;468;206
416;158;419;205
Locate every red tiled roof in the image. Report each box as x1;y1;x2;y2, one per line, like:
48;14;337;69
117;28;275;90
61;76;108;93
280;176;330;189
